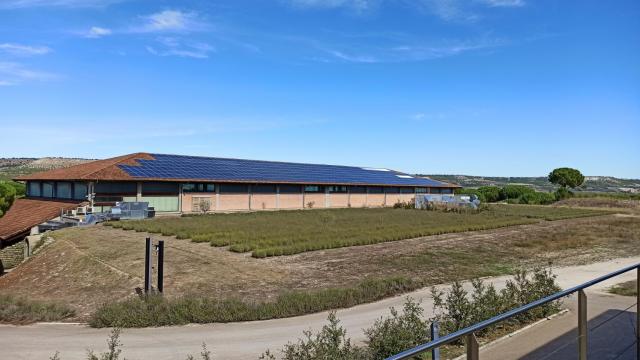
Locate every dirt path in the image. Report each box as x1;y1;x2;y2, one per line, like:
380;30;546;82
1;256;638;360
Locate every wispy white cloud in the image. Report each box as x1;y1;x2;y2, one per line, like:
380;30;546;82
133;10;207;33
0;43;51;56
85;26;112;38
317;35;505;63
0;62;59;85
0;0;123;9
146;37;215;59
286;0;379;12
476;0;525;7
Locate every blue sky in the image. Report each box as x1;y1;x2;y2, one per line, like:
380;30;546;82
0;0;638;178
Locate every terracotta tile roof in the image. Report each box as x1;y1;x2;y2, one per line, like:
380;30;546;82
0;198;82;242
14;153;153;181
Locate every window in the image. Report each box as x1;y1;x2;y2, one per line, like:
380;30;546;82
95;182;137;195
252;184;277;193
74;182;88;200
28;181;41;197
142;182;179;195
441;188;453;194
182;183;215;193
385;187;400;194
367;186;384;194
42;182;54;198
57;182;72;199
400;187;415;194
349;186;367;194
327;185;347;193
430;188;441;194
416;188;427;194
304;185;325;193
279;184;302;194
219;184;249;193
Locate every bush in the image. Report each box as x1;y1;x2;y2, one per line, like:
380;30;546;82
555;187;573;200
477;186;501;203
519;192;557;205
431;268;561;339
261;312;367;360
500;185;535;200
364;298;429;359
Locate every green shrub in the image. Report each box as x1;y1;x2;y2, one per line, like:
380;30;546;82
364;298;429;359
477;186;501;203
500;185;535;200
519;192;557;205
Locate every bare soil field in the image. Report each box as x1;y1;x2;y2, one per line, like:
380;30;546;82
0;205;638;322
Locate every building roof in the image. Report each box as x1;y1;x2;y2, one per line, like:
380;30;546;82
15;153;459;188
0;198;82;243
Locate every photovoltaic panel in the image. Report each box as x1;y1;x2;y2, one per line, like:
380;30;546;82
118;153;452;187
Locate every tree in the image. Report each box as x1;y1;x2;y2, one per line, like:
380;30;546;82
0;181;18;216
548;168;584;189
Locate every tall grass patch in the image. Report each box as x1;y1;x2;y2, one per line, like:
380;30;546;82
0;294;75;324
90;277;422;328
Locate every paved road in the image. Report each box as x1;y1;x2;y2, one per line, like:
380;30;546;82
1;256;638;360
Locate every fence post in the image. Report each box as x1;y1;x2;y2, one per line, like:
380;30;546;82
636;267;639;359
431;321;440;360
157;240;164;294
466;333;479;360
578;290;587;360
144;237;152;294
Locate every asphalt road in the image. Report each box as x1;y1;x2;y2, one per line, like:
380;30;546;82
1;256;638;360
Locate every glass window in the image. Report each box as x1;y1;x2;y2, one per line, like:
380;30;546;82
220;184;249;193
400;187;415;194
367;186;384;194
304;185;325;193
182;183;215;193
42;182;54;198
349;186;367;194
252;184;277;193
279;184;302;194
430;188;442;194
74;182;88;200
416;188;427;193
95;182;137;195
28;181;41;197
385;187;400;194
328;186;348;193
142;182;178;195
57;182;72;199
441;188;453;194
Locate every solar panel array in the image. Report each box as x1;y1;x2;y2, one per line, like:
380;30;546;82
119;153;451;187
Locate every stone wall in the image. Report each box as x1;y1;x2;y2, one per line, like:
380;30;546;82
0;241;25;270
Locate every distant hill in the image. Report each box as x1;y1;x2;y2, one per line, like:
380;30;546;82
424;175;640;193
0;157;93;181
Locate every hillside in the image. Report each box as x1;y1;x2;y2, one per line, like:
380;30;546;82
426;174;640;193
0;157;92;181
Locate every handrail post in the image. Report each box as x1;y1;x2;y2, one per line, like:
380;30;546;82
578;290;587;360
431;321;440;360
466;333;479;360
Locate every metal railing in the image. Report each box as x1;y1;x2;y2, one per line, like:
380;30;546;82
386;263;640;360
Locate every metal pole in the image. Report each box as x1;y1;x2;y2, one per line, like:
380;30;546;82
144;237;152;294
466;333;479;360
431;321;440;360
578;290;587;360
636;268;639;359
157;240;164;293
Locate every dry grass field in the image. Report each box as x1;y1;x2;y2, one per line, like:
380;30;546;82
0;202;638;323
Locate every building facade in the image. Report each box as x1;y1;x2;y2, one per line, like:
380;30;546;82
16;153;459;213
